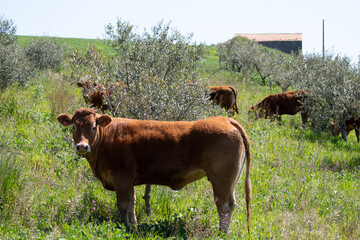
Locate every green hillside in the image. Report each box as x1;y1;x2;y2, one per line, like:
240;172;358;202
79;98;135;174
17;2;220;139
0;36;359;239
17;35;115;55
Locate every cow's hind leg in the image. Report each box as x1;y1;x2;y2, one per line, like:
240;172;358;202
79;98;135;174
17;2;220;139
143;184;152;215
209;177;237;234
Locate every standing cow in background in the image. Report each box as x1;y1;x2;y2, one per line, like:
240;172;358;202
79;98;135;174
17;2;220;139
77;81;110;112
57;108;252;234
249;90;309;125
209;85;239;115
331;117;360;143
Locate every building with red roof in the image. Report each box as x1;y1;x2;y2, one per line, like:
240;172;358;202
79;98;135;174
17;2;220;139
235;33;302;54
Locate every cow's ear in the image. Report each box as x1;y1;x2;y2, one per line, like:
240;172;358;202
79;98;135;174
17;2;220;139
97;115;112;127
76;82;83;88
57;114;73;126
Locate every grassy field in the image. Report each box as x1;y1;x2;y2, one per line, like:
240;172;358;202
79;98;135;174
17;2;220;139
17;35;115;56
1;37;360;239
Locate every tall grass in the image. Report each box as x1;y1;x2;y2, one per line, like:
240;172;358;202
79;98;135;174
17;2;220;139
0;38;360;239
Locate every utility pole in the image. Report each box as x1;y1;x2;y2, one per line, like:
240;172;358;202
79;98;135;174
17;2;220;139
322;19;325;57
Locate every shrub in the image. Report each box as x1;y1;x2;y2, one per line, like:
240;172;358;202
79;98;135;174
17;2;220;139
25;38;64;71
294;53;360;133
265;52;302;92
107;74;218;121
64;43;111;84
0;16;34;89
0;45;34;89
105;19;206;85
104;19;219;120
218;37;272;85
65;19;222;120
0;15;17;46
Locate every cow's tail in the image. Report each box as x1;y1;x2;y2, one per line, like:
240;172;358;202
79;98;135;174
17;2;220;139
230;119;251;234
229;86;239;114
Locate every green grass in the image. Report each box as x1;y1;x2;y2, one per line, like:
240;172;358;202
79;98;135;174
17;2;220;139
1;37;360;239
17;35;116;56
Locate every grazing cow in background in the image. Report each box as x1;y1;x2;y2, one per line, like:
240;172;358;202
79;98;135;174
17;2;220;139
77;81;110;112
249;90;308;125
331;117;360;143
209;85;239;115
57;108;252;234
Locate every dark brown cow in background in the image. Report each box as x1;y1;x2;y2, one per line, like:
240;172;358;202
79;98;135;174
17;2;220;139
57;108;252;234
331;117;360;142
77;81;110;112
249;90;308;125
209;85;239;115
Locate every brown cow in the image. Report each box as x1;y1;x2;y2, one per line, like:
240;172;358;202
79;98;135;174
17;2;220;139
209;86;239;115
57;108;251;234
249;90;308;125
77;81;110;112
331;117;360;142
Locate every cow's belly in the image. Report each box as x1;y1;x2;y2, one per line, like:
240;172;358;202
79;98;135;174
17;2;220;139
169;169;206;190
135;168;206;190
280;107;300;115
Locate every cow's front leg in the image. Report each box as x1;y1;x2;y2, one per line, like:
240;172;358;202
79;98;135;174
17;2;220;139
301;112;308;126
116;185;137;230
143;184;151;215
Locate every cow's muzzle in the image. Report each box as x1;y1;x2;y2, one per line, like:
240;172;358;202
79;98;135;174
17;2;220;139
75;143;91;155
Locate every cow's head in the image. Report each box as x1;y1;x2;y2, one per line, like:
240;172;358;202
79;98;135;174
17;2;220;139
77;81;100;103
329;121;341;137
57;108;112;156
248;106;258;119
77;81;92;103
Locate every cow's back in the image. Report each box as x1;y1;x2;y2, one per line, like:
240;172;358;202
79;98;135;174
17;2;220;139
210;86;237;111
259;91;301;115
275;91;301;115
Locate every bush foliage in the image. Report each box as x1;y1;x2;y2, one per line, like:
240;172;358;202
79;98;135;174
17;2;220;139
219;37;360;138
294;53;360;131
0;45;33;89
65;19;221;120
25;38;64;71
0;16;33;89
0;15;17;46
0;17;65;89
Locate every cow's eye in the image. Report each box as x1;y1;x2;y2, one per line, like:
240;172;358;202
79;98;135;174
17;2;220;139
92;125;96;131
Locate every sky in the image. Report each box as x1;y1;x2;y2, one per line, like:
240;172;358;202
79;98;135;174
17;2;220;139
2;0;360;62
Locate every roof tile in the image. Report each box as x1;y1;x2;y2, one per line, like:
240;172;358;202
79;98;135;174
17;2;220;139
235;33;302;42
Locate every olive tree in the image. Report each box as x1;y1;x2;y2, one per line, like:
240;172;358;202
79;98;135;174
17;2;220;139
105;20;205;85
0;15;17;46
0;16;33;89
294;53;360;140
218;37;271;85
64;44;112;84
25;38;64;71
104;19;221;120
266;52;303;92
68;19;222;120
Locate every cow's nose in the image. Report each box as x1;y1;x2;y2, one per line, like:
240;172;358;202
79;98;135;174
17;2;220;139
76;143;91;154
